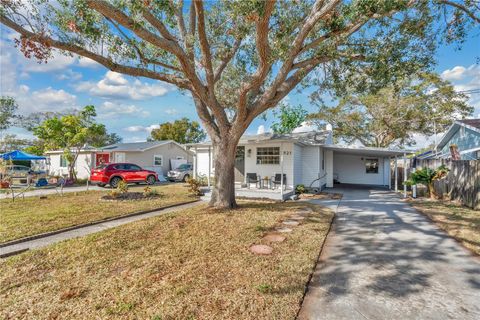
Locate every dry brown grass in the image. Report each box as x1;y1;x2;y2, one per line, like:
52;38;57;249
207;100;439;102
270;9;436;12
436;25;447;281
0;184;196;243
410;199;480;255
0;201;333;320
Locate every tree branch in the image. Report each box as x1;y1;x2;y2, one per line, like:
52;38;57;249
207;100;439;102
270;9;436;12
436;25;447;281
235;0;275;123
214;36;242;83
0;15;191;89
437;0;480;23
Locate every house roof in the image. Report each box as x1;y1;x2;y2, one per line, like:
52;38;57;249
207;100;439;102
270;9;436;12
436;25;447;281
437;119;480;149
458;119;480;129
322;144;414;157
100;141;171;152
188;131;331;147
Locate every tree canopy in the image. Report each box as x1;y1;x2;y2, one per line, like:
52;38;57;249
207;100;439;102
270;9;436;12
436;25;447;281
270;103;308;134
0;96;19;131
150;118;206;144
33;105;108;180
1;0;478;207
309;73;473;147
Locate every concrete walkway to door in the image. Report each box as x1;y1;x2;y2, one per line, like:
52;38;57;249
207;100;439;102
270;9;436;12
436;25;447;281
298;187;480;320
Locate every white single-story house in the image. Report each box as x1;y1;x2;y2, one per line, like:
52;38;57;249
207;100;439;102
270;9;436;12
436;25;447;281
188;129;412;199
46;140;193;179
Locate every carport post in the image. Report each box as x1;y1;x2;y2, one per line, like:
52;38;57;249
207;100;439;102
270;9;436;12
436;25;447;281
403;152;407;198
207;146;211;188
394;155;398;192
193;147;197;179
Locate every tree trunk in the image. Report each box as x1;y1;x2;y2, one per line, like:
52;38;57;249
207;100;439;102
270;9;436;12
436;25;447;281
209;139;237;209
428;182;436;199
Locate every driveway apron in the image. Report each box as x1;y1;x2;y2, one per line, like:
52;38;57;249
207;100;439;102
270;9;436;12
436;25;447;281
298;188;480;320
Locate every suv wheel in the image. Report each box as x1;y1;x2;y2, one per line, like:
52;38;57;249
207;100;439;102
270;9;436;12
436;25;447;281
146;175;156;185
182;174;190;182
110;176;122;188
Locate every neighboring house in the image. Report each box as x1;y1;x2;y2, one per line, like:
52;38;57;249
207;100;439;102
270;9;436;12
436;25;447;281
188;128;410;199
46;141;193;179
434;119;480;160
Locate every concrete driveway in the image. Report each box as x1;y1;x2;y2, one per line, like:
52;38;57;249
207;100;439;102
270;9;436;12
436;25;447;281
299;187;480;320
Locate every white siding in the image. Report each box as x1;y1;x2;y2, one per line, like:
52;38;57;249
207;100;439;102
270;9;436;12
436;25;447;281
123;142;192;176
333;153;388;186
293;144;303;186
301;146;325;188
325;150;334;188
195;148;213;178
47;152;94;179
244;142;295;188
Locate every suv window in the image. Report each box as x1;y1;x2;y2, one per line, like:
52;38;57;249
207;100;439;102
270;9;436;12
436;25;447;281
127;164;142;171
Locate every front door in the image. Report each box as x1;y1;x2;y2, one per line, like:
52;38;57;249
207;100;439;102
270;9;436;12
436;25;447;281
234;146;245;183
96;153;110;166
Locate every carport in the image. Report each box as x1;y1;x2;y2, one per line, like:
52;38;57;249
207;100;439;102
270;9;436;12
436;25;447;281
322;145;414;197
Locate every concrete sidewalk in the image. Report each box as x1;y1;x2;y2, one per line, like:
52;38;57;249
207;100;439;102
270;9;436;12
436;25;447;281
0;185;104;199
0;201;203;258
299;188;480;320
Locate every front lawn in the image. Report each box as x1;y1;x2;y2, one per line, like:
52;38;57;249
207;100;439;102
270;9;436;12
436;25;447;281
0;201;333;319
0;184;196;243
410;199;480;255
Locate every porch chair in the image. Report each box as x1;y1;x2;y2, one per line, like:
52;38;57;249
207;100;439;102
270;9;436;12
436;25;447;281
246;173;260;189
271;174;287;190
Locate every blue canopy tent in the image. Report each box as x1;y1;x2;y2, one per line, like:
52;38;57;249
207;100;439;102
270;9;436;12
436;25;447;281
0;150;46;161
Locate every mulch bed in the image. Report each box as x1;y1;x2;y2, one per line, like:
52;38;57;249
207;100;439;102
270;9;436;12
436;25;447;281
298;192;343;200
101;192;161;201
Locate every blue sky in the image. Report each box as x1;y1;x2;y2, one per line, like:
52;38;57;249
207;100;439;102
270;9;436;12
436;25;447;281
1;25;479;146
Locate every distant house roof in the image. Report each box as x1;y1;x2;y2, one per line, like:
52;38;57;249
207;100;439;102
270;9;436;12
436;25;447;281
100;140;173;152
188;131;331;147
437;119;480;149
458;119;480;129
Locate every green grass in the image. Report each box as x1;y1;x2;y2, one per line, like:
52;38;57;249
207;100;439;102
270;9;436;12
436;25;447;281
0;201;334;319
0;184;197;243
411;199;480;255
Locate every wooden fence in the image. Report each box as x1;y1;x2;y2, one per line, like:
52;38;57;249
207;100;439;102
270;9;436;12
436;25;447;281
413;159;480;210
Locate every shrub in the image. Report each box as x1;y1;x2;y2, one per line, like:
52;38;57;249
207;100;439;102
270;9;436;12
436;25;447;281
406;165;449;199
185;177;203;196
143;186;161;197
295;184;306;194
117;180;129;194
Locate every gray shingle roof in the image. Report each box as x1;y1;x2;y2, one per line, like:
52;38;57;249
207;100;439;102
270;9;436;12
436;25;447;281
239;131;329;145
101;141;169;152
458;119;480;129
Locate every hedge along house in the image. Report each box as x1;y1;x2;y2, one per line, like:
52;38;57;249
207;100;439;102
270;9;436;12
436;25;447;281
188;129;413;200
45;141;193;180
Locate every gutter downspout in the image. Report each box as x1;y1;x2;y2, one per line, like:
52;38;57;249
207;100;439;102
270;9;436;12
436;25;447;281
394;155;398;192
280;143;284;199
403;152;407;198
207;146;211;188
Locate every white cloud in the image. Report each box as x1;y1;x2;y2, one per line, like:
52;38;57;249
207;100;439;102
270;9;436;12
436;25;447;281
165;108;178;115
75;71;172;100
97;101;149;119
56;69;82;81
124;124;160;133
441;64;480;119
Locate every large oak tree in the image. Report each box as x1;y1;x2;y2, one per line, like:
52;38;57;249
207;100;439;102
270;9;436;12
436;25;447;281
1;0;478;208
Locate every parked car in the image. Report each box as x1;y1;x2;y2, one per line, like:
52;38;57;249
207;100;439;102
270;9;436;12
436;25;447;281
167;163;193;182
0;165;33;179
90;163;158;188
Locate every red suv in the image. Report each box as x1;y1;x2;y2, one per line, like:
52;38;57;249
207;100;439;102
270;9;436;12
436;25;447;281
90;163;158;188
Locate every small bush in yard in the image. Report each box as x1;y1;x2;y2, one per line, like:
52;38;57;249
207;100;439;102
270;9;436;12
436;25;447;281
295;184;306;194
143;186;161;197
185;177;203;196
117;180;129;194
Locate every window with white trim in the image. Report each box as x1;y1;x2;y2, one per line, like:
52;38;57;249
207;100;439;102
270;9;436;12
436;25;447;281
153;155;163;166
256;147;280;164
60;155;69;168
365;158;379;174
